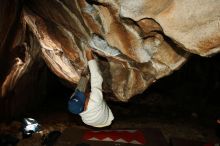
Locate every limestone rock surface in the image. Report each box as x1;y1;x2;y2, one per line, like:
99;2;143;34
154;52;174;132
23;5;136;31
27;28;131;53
0;0;219;108
118;0;220;56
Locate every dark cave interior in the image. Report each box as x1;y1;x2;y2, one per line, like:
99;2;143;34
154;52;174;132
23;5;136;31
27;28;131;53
1;49;220;145
1;0;220;126
1;1;220;145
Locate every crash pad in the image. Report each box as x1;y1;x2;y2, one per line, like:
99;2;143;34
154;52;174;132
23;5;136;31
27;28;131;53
54;128;168;146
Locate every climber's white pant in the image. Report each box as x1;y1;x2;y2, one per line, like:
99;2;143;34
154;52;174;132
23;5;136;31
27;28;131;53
80;60;114;127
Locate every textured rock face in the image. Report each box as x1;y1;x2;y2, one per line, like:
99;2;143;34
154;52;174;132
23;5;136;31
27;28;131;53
21;0;189;101
0;0;220;106
118;0;220;56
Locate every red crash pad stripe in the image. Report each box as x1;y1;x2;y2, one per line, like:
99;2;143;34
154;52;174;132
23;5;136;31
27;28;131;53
83;130;146;145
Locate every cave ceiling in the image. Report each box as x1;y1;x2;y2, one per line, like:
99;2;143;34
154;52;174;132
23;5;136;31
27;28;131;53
1;0;220;102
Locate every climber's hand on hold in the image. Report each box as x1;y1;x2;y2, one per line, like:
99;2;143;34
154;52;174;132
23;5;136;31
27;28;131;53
86;48;94;61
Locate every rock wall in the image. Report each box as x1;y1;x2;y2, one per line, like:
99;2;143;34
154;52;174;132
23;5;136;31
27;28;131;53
0;0;220;105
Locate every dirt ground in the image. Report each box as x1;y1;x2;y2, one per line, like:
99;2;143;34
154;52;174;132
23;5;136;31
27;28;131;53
0;91;220;143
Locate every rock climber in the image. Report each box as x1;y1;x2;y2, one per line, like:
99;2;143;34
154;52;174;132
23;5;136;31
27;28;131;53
68;48;114;128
